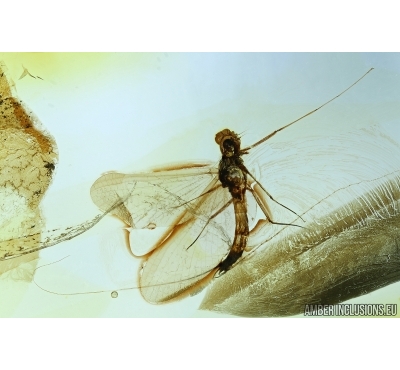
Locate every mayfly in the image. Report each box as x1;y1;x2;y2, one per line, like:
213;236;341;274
88;68;375;304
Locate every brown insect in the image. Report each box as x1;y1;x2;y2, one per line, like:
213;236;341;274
5;62;399;317
89;68;374;304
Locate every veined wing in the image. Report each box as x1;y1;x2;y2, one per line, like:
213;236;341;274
139;183;234;303
245;125;400;240
91;163;218;228
34;166;234;302
201;124;400;316
91;162;236;303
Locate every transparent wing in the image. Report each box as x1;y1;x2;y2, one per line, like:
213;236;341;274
90;164;220;229
91;163;236;301
243;125;400;248
139;183;234;303
201;124;400;316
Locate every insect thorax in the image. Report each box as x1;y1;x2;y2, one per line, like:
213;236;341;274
215;129;247;200
218;156;246;200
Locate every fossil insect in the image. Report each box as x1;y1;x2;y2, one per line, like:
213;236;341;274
89;68;376;304
4;63;397;316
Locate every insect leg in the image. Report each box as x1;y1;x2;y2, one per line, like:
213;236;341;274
170;183;223;209
186;199;233;250
248;186;306;229
244;167;305;222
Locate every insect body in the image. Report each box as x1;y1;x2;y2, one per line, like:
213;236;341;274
2;67;377;308
216;129;250;272
90;130;303;303
89;68;375;304
215;129;305;273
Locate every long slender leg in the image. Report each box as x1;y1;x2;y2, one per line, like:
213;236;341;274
186;199;233;250
171;184;223;209
248;187;305;228
244;166;305;222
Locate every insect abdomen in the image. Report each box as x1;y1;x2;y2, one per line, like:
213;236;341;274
219;197;249;272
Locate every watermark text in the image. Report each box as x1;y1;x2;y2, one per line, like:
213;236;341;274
304;304;397;317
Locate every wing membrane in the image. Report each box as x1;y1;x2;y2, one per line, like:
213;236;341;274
139;184;234;303
90;164;219;229
91;163;237;303
244;125;400;248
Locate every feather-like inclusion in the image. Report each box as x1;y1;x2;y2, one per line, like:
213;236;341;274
0;64;58;277
200;125;400;317
90;122;400;311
